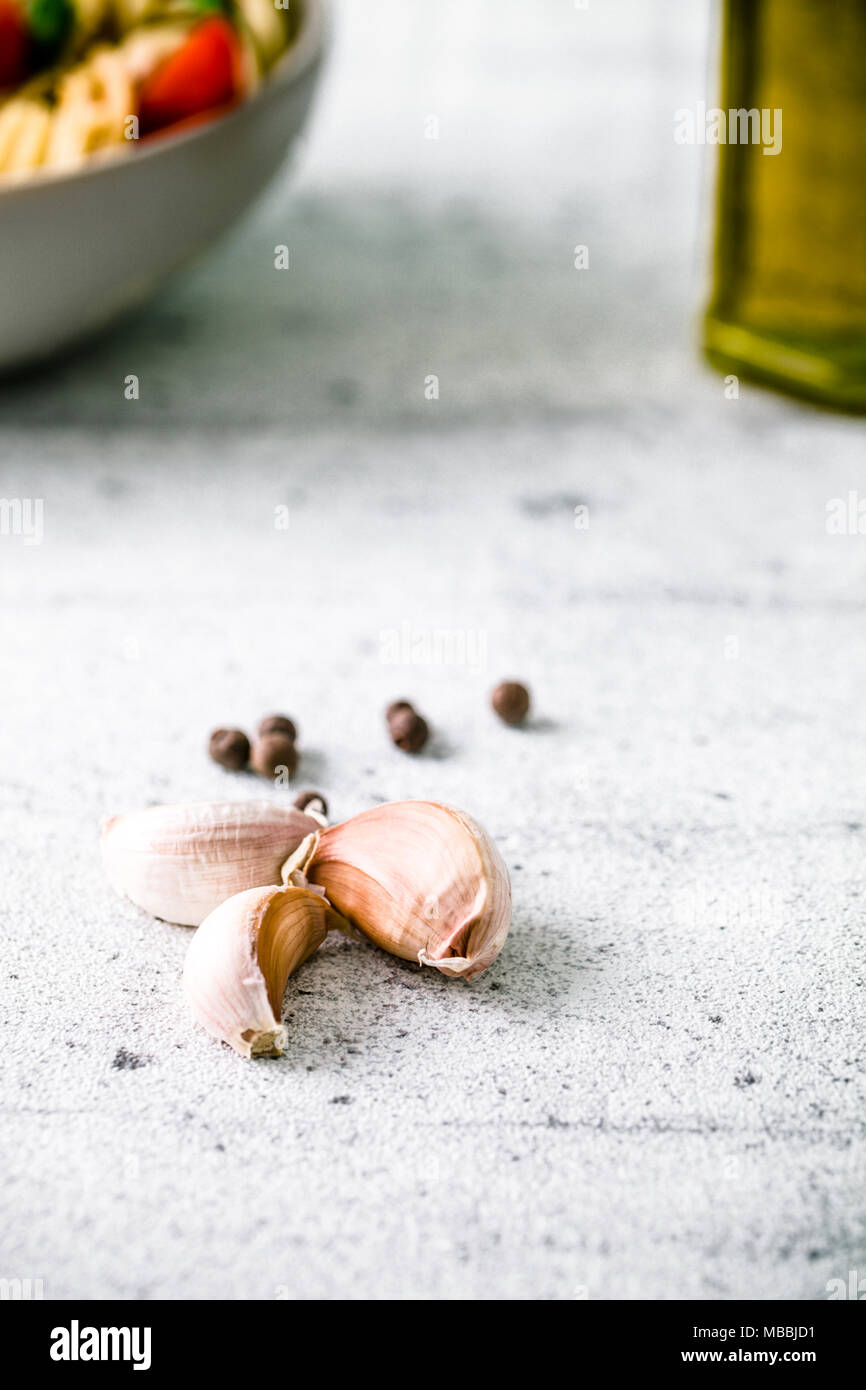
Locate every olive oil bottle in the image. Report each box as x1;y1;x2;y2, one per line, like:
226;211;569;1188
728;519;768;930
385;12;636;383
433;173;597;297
704;0;866;410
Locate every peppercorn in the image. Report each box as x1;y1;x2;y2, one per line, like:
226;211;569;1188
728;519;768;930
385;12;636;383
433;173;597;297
250;732;299;779
386;701;429;754
491;680;531;726
257;713;298;741
208;727;251;771
385;700;414;723
294;790;328;817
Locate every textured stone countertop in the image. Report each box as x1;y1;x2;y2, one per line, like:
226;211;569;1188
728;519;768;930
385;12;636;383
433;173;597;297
0;0;864;1301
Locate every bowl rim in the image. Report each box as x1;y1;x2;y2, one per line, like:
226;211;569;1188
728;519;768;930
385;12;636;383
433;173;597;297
0;0;328;200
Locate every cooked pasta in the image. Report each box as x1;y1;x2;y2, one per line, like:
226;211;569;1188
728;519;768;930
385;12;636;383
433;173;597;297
0;0;296;180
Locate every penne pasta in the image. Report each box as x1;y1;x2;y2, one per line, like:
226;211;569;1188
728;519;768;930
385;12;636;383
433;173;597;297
0;0;294;181
0;99;51;175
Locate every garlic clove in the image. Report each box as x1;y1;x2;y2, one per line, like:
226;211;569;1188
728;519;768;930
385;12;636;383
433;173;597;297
183;882;340;1058
284;801;512;981
101;800;323;927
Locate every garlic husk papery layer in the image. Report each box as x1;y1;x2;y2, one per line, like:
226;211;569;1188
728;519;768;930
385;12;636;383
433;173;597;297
284;801;512;981
183;882;340;1058
101;800;323;927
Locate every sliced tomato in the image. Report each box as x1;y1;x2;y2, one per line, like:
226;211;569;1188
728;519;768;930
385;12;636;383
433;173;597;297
138;17;242;137
0;2;30;87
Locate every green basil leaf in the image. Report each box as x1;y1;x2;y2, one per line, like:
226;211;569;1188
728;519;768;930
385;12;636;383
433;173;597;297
28;0;73;46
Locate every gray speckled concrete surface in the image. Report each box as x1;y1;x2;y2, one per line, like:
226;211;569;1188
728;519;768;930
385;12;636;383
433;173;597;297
1;0;864;1301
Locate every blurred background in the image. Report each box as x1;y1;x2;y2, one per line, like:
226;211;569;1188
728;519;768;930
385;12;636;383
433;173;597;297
0;0;717;427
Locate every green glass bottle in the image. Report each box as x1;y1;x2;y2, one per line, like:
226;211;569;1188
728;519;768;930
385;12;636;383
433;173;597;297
704;0;866;410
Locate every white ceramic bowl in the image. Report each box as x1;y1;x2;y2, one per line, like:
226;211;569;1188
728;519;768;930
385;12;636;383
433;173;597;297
0;0;327;373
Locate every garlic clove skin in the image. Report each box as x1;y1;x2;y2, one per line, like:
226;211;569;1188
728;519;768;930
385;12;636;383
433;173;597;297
285;801;512;981
183;882;339;1058
101;800;323;927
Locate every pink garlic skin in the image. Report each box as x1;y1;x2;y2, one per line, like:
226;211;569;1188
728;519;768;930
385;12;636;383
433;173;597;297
102;800;322;926
183;882;332;1058
303;801;512;980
